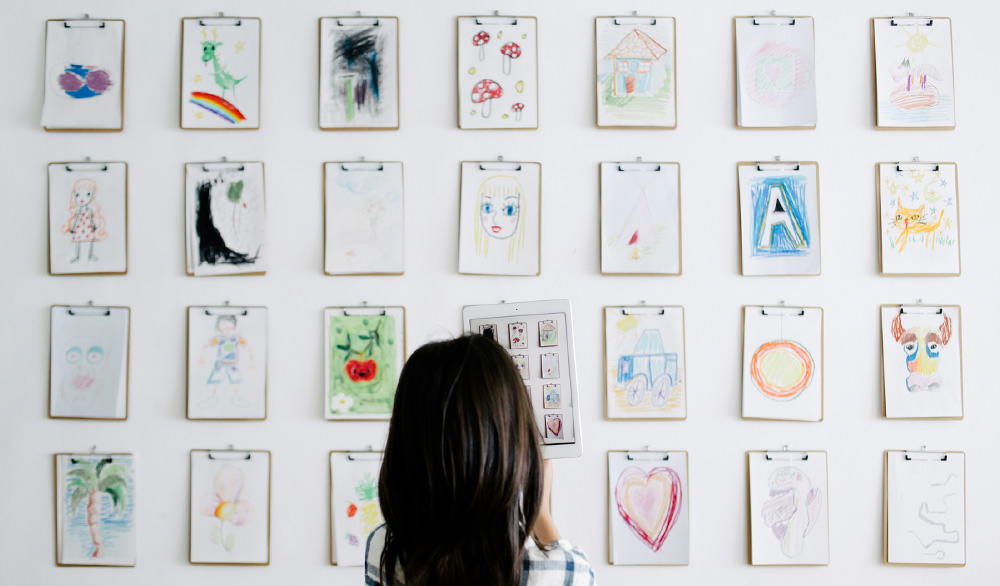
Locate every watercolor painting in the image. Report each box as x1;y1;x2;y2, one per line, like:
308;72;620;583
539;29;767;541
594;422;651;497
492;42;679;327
608;452;689;565
324;308;405;419
56;454;135;566
605;307;685;419
874;18;955;128
459;162;541;275
190;451;270;564
457;17;537;129
42;20;124;130
330;452;385;566
185;163;267;276
320;18;399;129
882;306;963;418
188;307;267;420
749;452;829;565
50;306;129;419
324;162;404;275
735;17;816;127
739;164;820;275
887;451;965;565
601;162;680;274
878;163;960;275
181;18;261;129
48;163;128;275
596;18;675;127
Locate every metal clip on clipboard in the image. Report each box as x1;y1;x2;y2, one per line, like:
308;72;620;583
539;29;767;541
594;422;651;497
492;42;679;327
761;301;805;316
347;446;382;461
342;156;384;172
891;13;933;27
71;446;116;464
67;301;111;317
207;445;253;460
204;301;248;316
479;156;522;172
338;12;379;27
476;11;517;26
614;12;656;26
618;157;661;172
199;13;243;27
65;156;108;172
900;301;944;315
202;156;245;173
753;11;796;26
757;156;800;171
626;446;669;461
765;446;809;461
342;301;388;317
64;14;106;28
904;446;947;461
896;156;940;173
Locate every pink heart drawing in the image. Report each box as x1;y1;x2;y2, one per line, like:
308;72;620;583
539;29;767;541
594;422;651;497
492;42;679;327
546;416;562;437
764;61;782;83
615;467;682;552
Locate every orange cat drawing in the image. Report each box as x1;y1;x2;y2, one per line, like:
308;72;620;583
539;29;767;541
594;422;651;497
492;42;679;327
892;197;943;251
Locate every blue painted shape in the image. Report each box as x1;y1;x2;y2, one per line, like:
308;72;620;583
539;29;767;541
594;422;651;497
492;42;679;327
750;175;810;257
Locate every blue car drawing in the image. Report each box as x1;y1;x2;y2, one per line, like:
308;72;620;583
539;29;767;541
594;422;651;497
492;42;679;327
617;329;678;407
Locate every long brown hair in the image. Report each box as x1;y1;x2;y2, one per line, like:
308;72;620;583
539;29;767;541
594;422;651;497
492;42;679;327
378;334;543;585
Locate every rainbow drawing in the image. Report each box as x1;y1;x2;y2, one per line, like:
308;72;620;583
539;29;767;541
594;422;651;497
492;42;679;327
189;92;246;123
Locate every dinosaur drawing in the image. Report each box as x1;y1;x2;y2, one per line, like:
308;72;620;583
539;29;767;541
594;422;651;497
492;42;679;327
196;181;259;267
201;32;246;102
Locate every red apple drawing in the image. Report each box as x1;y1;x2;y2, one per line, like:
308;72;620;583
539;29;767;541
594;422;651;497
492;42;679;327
346;359;377;382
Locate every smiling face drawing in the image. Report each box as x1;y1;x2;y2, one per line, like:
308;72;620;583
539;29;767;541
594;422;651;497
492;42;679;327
474;175;526;261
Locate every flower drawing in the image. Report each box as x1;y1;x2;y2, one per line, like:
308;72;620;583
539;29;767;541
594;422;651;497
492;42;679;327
200;465;253;553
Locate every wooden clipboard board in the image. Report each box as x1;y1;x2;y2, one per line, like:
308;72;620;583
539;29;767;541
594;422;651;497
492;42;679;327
317;17;401;131
329;449;384;565
594;16;677;129
188;449;271;565
185;305;268;421
736;161;822;276
880;304;964;419
740;305;824;422
732;16;816;130
43;19;126;132
48;304;130;421
875;162;961;276
323;161;405;275
607;449;689;565
47;161;129;276
603;306;687;421
179;16;262;130
54;452;135;567
184;161;267;277
871;17;956;130
599;162;682;276
883;449;966;566
455;15;539;130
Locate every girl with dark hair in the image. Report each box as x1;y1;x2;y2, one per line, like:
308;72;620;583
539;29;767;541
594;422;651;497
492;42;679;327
365;334;596;586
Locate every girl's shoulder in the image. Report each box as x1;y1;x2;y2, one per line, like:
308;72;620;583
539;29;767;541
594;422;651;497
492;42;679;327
524;539;596;586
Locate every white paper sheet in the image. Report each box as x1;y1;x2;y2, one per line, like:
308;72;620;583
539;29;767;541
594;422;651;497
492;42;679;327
325;162;404;274
187;307;267;419
596;17;676;128
48;162;127;274
601;163;680;274
735;17;816;127
320;17;399;129
50;306;129;419
882;306;963;419
873;18;955;128
41;20;124;130
180;18;261;129
457;16;538;129
878;163;960;275
886;451;965;565
739;163;821;275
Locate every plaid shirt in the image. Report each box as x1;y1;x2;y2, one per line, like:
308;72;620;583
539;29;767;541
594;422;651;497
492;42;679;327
365;525;596;586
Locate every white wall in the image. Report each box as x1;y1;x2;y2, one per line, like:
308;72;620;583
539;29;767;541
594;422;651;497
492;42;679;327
2;1;996;584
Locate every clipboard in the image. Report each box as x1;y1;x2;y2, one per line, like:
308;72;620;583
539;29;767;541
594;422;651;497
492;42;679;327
186;304;268;421
875;161;961;276
607;449;689;565
603;305;687;420
180;16;262;130
323;306;407;421
318;17;400;130
42;18;126;132
741;305;824;422
884;449;966;566
458;159;542;276
329;449;385;566
49;304;130;421
880;304;964;419
599;161;682;275
189;448;271;565
746;449;830;566
737;160;822;276
456;15;539;130
733;15;816;129
594;16;677;129
323;161;405;275
184;161;267;277
871;17;956;130
47;161;129;276
54;451;136;567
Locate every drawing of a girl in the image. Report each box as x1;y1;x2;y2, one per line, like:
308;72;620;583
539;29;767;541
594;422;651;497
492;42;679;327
61;178;108;263
474;175;526;262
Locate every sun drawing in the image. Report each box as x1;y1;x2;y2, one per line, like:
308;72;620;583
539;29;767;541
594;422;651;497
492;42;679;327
896;25;941;59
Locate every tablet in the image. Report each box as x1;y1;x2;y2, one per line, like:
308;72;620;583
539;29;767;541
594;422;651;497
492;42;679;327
463;299;583;459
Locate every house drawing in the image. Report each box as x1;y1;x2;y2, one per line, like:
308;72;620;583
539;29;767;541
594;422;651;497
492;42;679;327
604;29;668;97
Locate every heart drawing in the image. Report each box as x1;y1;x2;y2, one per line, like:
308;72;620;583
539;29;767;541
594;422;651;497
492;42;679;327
764;61;782;83
545;415;562;437
615;466;682;552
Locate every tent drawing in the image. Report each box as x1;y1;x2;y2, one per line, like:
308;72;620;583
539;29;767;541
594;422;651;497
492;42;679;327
615;186;657;250
604;29;668;97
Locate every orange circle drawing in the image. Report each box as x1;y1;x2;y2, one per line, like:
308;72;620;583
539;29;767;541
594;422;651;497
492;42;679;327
750;341;813;401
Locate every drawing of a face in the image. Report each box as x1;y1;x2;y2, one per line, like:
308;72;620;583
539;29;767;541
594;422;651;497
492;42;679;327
479;179;522;240
216;315;237;336
201;40;222;63
72;179;97;207
891;312;952;392
62;336;107;395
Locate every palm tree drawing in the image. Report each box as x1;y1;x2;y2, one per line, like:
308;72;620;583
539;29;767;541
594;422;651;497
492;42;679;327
67;458;128;558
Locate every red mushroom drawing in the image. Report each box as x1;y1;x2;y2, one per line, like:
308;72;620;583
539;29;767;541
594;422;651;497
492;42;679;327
500;42;522;75
511;103;524;121
471;80;502;118
472;31;490;62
